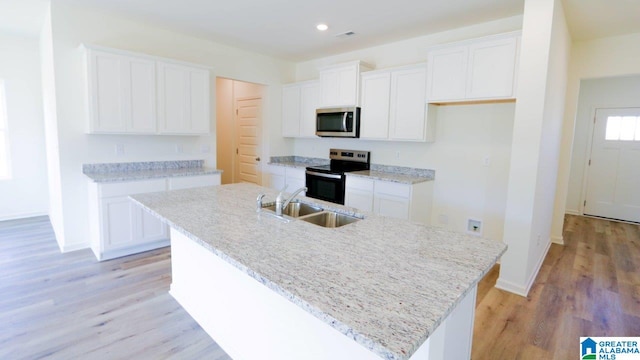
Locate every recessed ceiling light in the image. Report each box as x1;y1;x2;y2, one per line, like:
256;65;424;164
316;23;329;31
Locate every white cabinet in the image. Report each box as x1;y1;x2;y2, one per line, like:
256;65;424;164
88;174;220;261
157;62;210;134
83;44;211;135
360;64;436;142
85;48;157;134
319;61;372;108
266;165;306;195
282;80;320;138
345;176;433;224
427;32;520;103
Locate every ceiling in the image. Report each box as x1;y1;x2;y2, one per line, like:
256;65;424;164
1;0;639;61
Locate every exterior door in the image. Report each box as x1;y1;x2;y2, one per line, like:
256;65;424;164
235;97;262;185
584;108;640;223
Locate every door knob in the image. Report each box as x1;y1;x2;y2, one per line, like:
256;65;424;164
255;157;261;162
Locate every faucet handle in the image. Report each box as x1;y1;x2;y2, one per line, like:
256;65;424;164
256;193;266;212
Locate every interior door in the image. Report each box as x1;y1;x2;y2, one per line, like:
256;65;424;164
584;108;640;223
235;97;262;185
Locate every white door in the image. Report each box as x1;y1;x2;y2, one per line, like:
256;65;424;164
584;108;640;223
235;97;262;185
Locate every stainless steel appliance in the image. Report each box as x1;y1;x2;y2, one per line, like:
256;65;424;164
305;149;370;204
315;107;360;138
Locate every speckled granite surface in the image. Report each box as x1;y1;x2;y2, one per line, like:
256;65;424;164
83;160;222;183
269;156;435;184
131;183;505;360
268;156;329;168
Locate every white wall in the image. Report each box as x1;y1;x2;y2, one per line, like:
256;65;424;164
497;0;571;296
551;32;640;241
0;32;49;221
47;3;295;251
289;17;522;241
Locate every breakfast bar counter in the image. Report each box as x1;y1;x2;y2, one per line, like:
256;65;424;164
131;183;506;360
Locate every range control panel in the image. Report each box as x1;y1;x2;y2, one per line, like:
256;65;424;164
329;149;370;163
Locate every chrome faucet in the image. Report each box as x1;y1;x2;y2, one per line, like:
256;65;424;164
275;186;307;216
256;193;266;212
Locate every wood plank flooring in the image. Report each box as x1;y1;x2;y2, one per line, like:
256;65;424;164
2;215;638;359
0;216;229;360
472;214;640;359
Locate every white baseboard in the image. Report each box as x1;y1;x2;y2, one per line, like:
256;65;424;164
565;209;580;216
496;239;551;297
0;211;48;222
61;241;89;253
551;235;564;245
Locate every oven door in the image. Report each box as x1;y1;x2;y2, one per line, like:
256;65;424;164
305;171;346;205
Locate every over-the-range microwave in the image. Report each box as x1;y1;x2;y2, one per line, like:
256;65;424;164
315;107;360;138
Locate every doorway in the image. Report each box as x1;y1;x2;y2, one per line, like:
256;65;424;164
583;107;640;223
215;78;264;185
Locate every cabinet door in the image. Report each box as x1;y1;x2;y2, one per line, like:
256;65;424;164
426;45;468;102
320;64;358;107
466;37;518;99
101;196;135;250
389;67;427;141
345;176;374;211
282;84;301;137
360;72;391;140
285;168;306;195
374;195;410;219
127;58;156;133
88;51;127;133
157;62;210;134
134;204;168;243
299;82;320;137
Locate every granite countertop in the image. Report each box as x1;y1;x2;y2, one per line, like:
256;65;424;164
82;160;222;183
269;156;435;184
131;183;505;360
348;170;433;184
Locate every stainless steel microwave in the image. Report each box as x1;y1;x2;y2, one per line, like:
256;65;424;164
316;107;360;138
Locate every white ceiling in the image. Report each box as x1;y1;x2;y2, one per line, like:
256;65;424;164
1;0;639;60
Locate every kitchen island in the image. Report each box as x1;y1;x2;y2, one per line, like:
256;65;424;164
131;183;506;360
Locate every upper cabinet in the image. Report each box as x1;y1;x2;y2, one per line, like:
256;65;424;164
83;45;211;135
85;48;157;134
282;80;320;138
157;62;210;135
426;32;521;103
319;61;372;108
360;64;436;142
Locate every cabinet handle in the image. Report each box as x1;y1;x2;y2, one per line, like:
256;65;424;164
255;157;261;162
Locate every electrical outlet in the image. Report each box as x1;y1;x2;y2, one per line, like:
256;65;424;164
200;144;210;153
175;144;183;154
483;156;491;167
438;214;449;225
467;218;482;236
395;151;400;159
115;144;125;156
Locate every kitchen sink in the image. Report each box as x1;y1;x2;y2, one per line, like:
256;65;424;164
262;200;323;218
299;211;361;228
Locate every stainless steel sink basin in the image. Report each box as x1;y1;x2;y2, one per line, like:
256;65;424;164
299;211;361;228
262;201;323;218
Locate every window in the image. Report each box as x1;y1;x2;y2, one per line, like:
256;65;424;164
0;80;10;179
605;115;640;141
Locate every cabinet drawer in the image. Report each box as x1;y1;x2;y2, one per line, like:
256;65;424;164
374;181;411;198
267;165;286;176
346;176;374;191
286;168;306;181
99;179;167;198
168;174;220;190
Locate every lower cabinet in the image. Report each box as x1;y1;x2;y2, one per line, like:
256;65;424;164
88;174;220;261
265;166;306;195
345;176;433;224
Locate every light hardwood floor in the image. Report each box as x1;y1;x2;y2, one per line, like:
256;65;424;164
473;215;640;359
0;216;229;359
2;215;638;359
